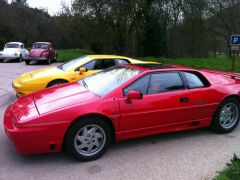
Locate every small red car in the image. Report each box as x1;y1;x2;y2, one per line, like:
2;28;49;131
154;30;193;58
25;42;58;65
4;64;240;161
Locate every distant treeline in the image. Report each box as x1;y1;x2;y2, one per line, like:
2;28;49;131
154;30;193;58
0;0;239;58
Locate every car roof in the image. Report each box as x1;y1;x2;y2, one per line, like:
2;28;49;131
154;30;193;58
33;42;51;45
123;63;193;72
88;55;133;60
5;42;23;45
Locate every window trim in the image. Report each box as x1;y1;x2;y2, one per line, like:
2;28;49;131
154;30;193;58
75;59;95;71
75;59;117;71
123;71;187;97
114;59;131;65
123;74;151;96
180;71;211;89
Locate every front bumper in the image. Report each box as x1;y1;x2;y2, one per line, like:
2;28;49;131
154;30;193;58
25;56;48;61
4;104;66;154
12;80;46;97
0;56;20;61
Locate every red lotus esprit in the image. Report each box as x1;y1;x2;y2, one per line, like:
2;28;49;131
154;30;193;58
4;64;240;161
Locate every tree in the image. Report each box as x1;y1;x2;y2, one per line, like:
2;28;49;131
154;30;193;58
208;0;240;57
11;0;27;5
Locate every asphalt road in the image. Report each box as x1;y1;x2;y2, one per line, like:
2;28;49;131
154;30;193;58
0;61;240;180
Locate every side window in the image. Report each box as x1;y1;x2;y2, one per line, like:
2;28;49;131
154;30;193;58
183;72;205;89
124;75;150;96
102;59;116;69
94;60;104;69
94;59;116;70
82;59;116;70
115;59;129;65
20;45;24;49
148;72;184;94
82;60;96;70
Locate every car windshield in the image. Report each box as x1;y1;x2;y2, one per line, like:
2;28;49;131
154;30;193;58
33;43;49;49
79;66;141;97
58;56;92;71
5;44;20;48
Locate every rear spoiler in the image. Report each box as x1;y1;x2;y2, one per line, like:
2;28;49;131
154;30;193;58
201;69;240;80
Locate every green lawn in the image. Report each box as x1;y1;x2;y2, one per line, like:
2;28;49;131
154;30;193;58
57;49;240;72
58;49;94;62
141;56;240;72
216;155;240;180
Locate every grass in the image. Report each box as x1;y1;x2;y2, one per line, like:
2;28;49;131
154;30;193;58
141;56;240;72
56;49;240;72
216;155;240;180
57;49;94;62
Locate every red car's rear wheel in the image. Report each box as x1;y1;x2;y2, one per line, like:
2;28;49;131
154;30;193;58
211;97;240;133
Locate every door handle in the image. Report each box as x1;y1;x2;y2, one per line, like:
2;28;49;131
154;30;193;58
180;97;189;103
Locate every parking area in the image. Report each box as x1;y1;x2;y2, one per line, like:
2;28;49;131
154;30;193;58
1;62;240;180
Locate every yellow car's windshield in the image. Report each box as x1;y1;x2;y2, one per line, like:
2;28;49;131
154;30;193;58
58;56;92;71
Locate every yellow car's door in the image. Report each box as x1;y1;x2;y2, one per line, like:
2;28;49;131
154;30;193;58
75;59;117;81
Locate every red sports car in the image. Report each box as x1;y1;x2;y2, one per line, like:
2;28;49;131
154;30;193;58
25;42;58;65
4;64;240;161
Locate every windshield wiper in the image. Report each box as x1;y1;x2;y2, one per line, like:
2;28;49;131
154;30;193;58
57;64;63;70
81;80;88;88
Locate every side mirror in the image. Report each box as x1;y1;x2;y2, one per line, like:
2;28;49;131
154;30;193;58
79;67;88;74
127;90;143;101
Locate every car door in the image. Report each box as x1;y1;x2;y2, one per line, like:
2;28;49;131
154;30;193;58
75;59;117;80
118;72;192;131
178;71;219;122
20;44;24;56
118;71;217;132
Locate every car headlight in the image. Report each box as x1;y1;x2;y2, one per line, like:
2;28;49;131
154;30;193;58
42;52;49;57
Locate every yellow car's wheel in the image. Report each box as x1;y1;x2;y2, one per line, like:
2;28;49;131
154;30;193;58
47;80;68;88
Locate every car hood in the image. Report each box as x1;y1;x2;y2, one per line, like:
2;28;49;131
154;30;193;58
12;94;39;124
29;49;47;57
2;48;20;54
33;82;99;114
30;66;63;79
14;72;33;84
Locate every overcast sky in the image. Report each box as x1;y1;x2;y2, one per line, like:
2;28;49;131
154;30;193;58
13;0;73;15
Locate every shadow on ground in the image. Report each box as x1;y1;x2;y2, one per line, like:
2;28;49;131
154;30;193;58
3;128;220;165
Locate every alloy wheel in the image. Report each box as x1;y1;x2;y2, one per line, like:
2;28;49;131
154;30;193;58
219;103;239;129
74;124;106;157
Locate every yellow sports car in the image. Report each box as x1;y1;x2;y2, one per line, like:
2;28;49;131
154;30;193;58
13;55;158;96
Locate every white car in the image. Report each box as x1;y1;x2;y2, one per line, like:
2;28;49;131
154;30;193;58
0;42;28;62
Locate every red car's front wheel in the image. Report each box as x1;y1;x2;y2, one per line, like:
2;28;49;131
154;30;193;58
65;117;111;161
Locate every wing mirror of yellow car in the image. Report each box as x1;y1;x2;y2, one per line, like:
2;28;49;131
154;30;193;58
79;67;88;74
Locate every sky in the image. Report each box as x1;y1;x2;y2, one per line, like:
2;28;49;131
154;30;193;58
9;0;73;15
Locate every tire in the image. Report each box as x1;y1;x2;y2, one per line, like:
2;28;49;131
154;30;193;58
211;97;240;133
46;57;51;65
54;54;58;62
25;60;30;65
65;117;111;162
19;54;23;62
47;80;68;88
